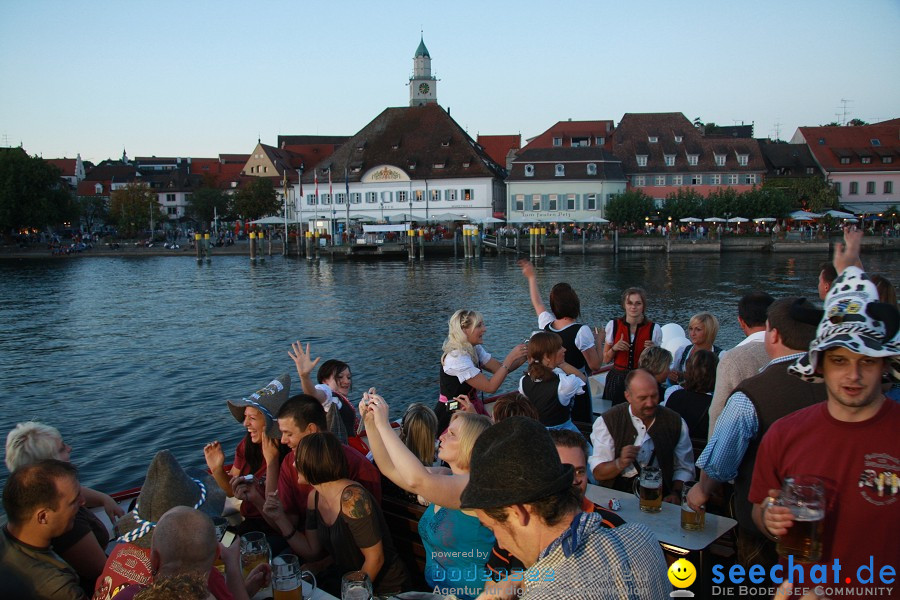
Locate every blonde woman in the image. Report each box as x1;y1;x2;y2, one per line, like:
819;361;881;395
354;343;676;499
437;309;527;433
669;312;723;384
362;393;494;600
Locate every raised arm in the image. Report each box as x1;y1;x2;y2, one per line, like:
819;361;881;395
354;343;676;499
204;440;240;496
519;259;547;317
833;225;864;275
288;342;326;403
359;393;404;485
363;394;469;509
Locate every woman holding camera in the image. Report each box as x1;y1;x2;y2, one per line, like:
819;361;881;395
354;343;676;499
436;309;527;433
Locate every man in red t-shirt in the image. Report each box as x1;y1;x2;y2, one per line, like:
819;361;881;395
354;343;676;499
750;246;900;596
233;395;380;543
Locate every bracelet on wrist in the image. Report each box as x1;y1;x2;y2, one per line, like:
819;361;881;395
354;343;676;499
284;527;298;539
500;363;509;371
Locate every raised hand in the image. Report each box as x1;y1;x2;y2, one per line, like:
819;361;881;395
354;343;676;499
762;489;795;537
504;344;528;371
288;341;321;379
834;225;864;274
518;259;535;279
204;441;225;472
261;433;280;466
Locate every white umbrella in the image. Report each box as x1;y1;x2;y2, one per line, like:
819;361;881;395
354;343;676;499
389;213;427;222
704;217;726;222
727;217;749;223
753;217;776;223
349;214;377;223
476;216;506;224
679;217;701;223
789;210;821;221
250;216;286;225
823;209;856;219
579;216;610;223
431;212;469;221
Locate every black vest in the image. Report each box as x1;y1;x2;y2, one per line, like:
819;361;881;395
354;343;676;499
436;363;477;434
521;372;570;427
731;360;826;532
600;403;683;495
545;322;587;370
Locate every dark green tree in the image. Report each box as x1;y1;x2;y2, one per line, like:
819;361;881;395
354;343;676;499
109;183;163;237
0;149;76;235
705;188;740;217
605;189;655;225
662;188;704;220
762;177;838;213
848;118;869;127
741;187;793;219
231;177;279;221
186;187;229;228
76;195;109;233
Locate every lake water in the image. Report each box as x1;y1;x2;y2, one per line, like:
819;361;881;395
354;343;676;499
1;251;896;496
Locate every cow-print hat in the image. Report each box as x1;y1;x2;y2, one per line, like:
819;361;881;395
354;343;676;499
790;266;900;383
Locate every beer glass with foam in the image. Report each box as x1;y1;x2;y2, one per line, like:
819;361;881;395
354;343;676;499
776;475;825;563
636;465;663;513
273;554;320;600
681;480;705;530
341;570;373;600
240;531;271;578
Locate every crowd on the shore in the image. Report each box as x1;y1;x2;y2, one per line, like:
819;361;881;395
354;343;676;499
2;227;898;600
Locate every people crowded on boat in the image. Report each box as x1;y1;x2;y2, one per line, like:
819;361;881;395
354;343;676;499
263;431;408;597
602;287;662;406
362;391;495;600
435;309;527;434
378;402;439;505
668;312;723;385
203;374;290;540
637;345;673;402
288;342;358;442
5;421;124;594
663;349;718;442
520;259;601;423
516;331;586;434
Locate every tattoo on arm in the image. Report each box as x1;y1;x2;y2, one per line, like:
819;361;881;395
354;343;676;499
341;485;372;519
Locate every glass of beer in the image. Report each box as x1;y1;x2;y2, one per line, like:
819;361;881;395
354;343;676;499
240;531;270;578
636;465;663;513
272;554;303;600
775;475;825;563
681;480;705;531
341;570;373;600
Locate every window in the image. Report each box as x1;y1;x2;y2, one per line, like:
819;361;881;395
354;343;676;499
431;189;441;201
555;164;565;176
445;189;457;201
664;155;675;166
849;182;858;195
688;154;699;166
871;139;881;146
636;155;648;167
672;175;683;186
595;137;605;146
433;161;445;169
861;157;872;164
381;191;393;203
745;174;757;185
350;193;362;204
710;174;721;185
885;181;893;194
333;193;345;204
166;193;176;202
321;193;331;205
365;192;378;203
714;154;726;167
167;207;177;215
548;194;558;210
94;183;103;193
840;157;851;165
692;174;702;185
586;194;597;210
648;136;658;143
883;156;893;164
397;191;407;203
806;167;816;175
587;163;597;175
655;176;665;186
566;194;576;210
307;194;317;205
415;190;424;202
462;189;473;201
263;166;268;173
634;175;645;187
524;164;534;177
738;154;749;166
571;137;589;147
833;182;841;196
674;135;683;143
866;182;875;194
553;137;562;147
514;195;525;211
531;194;541;210
440;139;450;147
728;174;738;185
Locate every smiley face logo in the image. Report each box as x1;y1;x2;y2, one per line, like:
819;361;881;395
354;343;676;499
668;558;696;588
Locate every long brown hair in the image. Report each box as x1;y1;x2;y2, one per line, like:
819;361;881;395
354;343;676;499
526;331;562;381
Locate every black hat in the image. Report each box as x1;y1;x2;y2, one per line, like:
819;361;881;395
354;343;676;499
460;417;573;510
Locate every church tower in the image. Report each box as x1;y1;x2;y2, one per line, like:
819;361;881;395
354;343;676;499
409;35;437;106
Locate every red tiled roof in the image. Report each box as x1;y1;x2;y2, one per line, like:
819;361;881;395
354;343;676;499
46;158;76;176
524;120;614;150
795;122;900;172
476;134;521;167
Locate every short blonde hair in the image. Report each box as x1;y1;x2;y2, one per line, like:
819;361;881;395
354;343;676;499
639;346;672;379
690;312;719;346
5;422;63;471
442;310;484;366
449;412;491;472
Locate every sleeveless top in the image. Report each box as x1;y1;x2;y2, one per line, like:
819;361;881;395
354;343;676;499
521;372;570;427
611;318;656;371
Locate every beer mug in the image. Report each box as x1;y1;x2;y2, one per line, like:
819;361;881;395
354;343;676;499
681;480;705;531
634;465;663;513
273;554;317;600
240;531;271;578
341;570;373;600
776;475;825;563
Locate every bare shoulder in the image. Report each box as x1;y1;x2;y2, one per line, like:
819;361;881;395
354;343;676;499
341;484;373;519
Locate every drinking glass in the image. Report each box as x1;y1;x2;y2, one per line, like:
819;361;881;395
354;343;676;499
341;570;373;600
272;554;320;600
240;531;271;578
680;480;705;531
635;465;662;513
776;475;825;563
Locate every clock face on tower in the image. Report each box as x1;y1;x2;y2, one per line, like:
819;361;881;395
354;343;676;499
418;83;430;95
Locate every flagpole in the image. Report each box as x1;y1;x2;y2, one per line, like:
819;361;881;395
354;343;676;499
345;167;350;244
328;170;334;246
282;170;288;256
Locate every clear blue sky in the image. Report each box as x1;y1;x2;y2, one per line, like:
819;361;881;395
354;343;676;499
2;0;898;164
